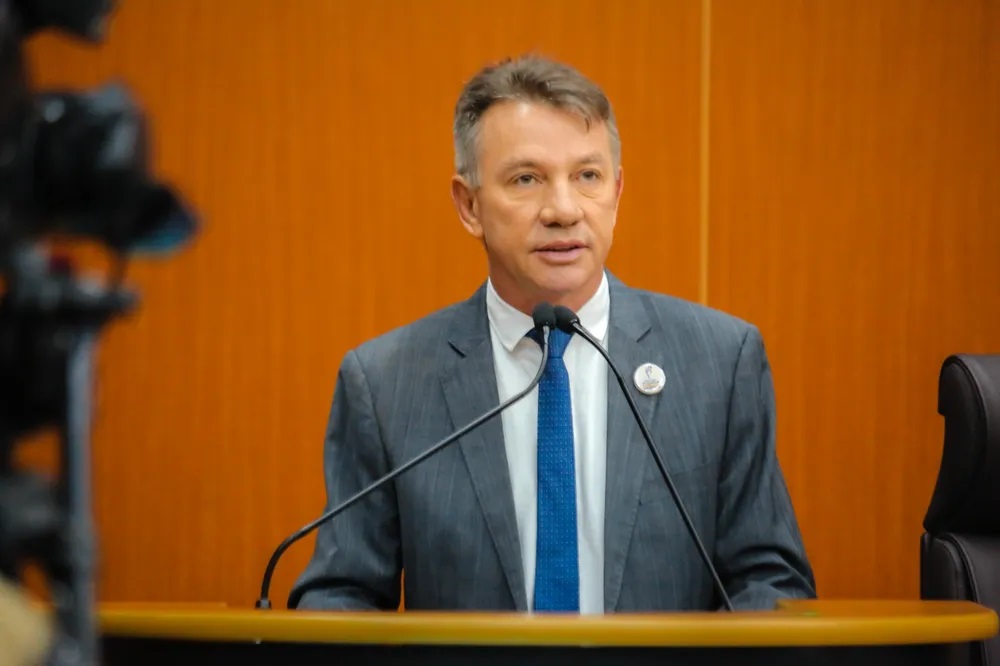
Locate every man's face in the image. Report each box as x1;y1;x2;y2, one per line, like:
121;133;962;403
452;100;624;314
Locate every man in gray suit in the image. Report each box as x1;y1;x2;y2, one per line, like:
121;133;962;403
289;55;815;613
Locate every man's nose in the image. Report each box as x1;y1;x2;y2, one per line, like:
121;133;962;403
539;181;583;226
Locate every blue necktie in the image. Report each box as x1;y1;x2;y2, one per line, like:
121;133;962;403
533;328;579;612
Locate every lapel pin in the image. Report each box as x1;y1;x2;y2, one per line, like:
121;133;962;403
633;363;666;395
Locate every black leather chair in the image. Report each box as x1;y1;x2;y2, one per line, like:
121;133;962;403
922;353;1000;666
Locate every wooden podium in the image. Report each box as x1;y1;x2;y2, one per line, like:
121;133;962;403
99;599;998;666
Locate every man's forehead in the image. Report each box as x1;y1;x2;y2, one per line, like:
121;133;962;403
495;152;608;172
477;101;612;166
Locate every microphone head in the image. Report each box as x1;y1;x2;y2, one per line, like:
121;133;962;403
532;302;557;331
553;305;579;333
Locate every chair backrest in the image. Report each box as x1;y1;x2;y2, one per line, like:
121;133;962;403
922;353;1000;666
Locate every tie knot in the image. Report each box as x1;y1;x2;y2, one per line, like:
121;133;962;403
546;328;572;358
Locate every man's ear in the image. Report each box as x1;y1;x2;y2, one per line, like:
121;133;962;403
451;175;482;239
609;165;625;229
613;165;625;211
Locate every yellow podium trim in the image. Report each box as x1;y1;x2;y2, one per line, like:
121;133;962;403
98;599;999;647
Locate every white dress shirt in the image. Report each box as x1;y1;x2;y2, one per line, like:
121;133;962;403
485;273;610;614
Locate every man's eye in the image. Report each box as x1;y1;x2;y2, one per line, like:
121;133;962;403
580;170;601;181
513;174;538;186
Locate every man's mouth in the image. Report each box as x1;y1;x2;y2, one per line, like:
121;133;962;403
537;241;585;253
536;242;586;262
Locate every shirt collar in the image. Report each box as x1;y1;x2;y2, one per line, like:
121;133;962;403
486;272;611;353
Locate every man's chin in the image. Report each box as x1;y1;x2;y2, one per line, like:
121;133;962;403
530;271;600;305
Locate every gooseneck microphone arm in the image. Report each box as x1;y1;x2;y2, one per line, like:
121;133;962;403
255;303;558;609
552;305;735;612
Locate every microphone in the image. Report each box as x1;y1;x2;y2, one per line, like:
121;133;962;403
552;305;735;612
255;302;559;609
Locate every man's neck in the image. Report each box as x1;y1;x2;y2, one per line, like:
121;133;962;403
490;274;606;318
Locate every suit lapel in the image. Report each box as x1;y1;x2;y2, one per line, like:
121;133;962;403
437;275;667;612
603;276;658;611
440;287;528;611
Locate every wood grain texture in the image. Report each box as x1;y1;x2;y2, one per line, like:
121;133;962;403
22;0;702;606
708;0;1000;598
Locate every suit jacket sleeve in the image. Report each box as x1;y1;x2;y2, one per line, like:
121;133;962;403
714;325;817;609
287;349;402;610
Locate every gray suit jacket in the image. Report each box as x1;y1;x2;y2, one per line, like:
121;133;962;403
289;274;816;611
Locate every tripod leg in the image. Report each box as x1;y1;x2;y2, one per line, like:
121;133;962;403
49;331;99;666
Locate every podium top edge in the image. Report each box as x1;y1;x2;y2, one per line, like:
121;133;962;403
95;599;1000;647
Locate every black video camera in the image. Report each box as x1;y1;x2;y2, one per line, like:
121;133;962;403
0;2;197;664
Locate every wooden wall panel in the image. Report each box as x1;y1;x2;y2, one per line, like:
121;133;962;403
22;0;703;606
708;0;1000;598
20;0;997;609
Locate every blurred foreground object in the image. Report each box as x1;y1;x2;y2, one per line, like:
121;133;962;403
0;1;199;665
0;575;52;666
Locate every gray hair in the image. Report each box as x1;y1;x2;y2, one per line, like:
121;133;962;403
453;54;621;187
